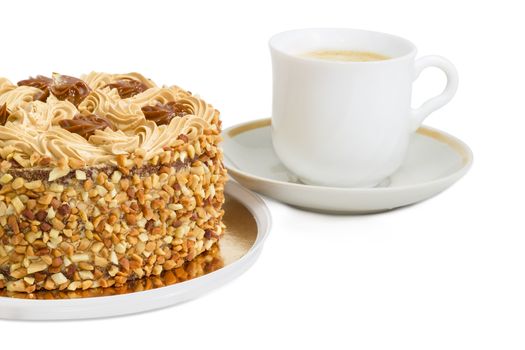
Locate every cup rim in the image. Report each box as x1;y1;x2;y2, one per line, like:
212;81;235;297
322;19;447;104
268;28;417;64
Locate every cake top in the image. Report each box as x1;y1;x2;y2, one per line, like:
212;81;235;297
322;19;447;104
0;72;219;174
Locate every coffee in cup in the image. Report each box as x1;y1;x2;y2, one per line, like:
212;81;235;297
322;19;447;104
301;49;390;62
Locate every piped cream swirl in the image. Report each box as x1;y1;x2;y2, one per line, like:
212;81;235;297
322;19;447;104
0;86;42;110
0;123;111;164
130;86;189;106
0;78;15;94
90;117;207;160
8;97;78;129
81;72;157;91
176;95;219;125
78;89;145;131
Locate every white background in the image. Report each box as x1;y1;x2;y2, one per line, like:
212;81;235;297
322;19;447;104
1;0;524;349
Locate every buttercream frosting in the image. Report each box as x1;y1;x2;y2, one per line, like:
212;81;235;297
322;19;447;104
0;72;219;168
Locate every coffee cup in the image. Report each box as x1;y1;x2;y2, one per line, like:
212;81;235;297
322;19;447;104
269;28;458;187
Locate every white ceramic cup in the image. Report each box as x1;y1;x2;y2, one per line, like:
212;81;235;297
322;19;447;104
269;28;458;187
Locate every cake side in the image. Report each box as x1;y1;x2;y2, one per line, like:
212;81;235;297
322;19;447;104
0;72;227;293
0;131;226;293
0;242;224;299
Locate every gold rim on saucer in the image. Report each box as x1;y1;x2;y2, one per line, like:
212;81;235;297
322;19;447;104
222;118;473;214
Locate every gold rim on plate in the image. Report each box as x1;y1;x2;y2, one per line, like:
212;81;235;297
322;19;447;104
0;194;258;300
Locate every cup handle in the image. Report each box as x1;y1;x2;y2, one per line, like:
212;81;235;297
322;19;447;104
410;55;459;131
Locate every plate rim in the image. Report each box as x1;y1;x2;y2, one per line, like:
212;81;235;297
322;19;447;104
0;182;271;319
223;118;474;193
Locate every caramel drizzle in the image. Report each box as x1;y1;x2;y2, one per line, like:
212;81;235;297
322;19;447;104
105;78;149;98
0;103;10;125
141;102;191;126
59;114;115;139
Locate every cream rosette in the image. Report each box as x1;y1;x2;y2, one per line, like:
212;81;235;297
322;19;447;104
81;72;157;91
176;95;219;125
78;89;145;132
0;78;15;95
0;122;111;166
37;127;112;165
130;86;189;106
90;116;210;160
8;97;78;129
0;86;42;111
136;116;208;159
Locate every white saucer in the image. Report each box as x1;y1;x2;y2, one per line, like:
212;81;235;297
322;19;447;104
0;182;271;320
223;118;473;214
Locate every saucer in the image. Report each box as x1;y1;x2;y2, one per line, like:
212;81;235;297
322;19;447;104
222;118;473;214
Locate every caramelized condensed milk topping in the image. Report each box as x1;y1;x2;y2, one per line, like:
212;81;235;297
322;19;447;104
0;103;9;125
49;74;92;107
0;72;220;169
142;101;192;125
105;78;149;98
17;75;53;101
18;74;92;106
59;114;116;139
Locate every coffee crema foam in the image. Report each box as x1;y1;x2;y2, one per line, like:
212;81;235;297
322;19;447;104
302;50;390;62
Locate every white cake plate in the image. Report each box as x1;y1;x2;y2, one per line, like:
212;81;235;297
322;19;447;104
0;182;271;320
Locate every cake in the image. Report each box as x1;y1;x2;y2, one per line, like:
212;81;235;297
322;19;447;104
0;72;227;293
0;243;224;299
